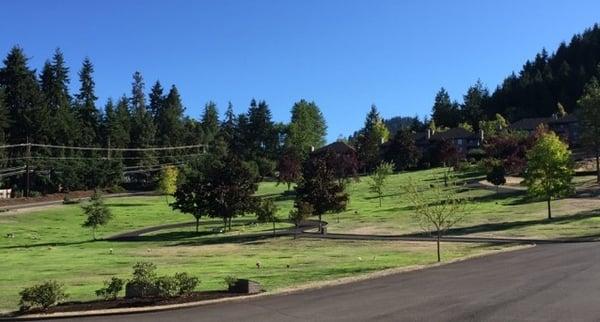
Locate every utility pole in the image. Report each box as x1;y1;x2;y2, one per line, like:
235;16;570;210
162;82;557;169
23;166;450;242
25;139;31;198
107;138;111;160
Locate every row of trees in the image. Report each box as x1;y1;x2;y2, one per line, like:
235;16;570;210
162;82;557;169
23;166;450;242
430;24;600;129
0;46;328;193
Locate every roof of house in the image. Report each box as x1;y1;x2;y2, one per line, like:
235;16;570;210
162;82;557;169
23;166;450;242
510;115;578;131
313;141;356;154
429;127;478;141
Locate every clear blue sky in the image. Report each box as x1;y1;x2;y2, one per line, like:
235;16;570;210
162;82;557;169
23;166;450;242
1;0;599;142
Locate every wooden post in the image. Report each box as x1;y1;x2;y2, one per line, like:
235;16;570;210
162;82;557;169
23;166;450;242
25;140;31;198
107;138;111;160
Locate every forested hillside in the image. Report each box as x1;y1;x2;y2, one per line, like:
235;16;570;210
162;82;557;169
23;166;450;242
428;24;600;129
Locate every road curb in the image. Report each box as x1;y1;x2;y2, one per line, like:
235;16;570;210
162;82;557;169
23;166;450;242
1;244;532;321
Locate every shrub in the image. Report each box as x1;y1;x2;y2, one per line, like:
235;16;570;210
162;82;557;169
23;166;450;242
174;272;199;295
224;275;238;288
19;281;67;311
131;262;157;283
95;277;124;300
154;276;179;298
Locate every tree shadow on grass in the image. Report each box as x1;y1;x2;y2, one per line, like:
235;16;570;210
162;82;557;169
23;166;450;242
107;203;149;208
404;209;600;237
0;239;96;250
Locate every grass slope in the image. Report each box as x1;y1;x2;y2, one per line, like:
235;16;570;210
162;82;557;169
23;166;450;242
1;168;599;311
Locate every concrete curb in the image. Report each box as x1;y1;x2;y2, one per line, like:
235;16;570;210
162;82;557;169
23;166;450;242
1;244;533;321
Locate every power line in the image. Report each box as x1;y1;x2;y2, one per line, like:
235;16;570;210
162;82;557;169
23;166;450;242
0;143;208;152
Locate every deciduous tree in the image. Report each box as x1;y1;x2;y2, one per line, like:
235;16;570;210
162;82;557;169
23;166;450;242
369;162;394;207
82;193;113;240
524;132;574;219
405;176;467;262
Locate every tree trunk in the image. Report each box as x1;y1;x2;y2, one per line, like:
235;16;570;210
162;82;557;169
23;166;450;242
272;220;276;236
195;217;200;233
287;182;291;191
379;195;382;207
436;231;441;262
596;149;600;182
223;218;227;231
547;197;552;220
319;213;322;234
228;217;232;231
92;228;96;241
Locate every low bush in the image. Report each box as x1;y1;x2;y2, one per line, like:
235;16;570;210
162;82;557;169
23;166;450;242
174;272;199;295
95;277;124;300
123;262;200;299
19;281;68;311
224;275;238;288
154;276;179;298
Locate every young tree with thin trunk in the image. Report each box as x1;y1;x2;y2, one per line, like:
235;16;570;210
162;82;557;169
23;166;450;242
368;162;394;207
256;198;278;236
405;176;467;262
524;132;574;219
82;193;112;240
578;77;600;183
158;165;179;205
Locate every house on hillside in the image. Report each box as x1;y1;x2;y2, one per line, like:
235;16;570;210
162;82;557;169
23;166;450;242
415;127;484;154
510;114;580;146
313;141;356;156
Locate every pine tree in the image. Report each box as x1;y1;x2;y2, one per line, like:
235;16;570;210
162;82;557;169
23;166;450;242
0;46;50;144
201;101;219;144
148;80;164;121
75;57;99;145
355;105;389;172
461;80;489;130
103;97;130;151
41;48;79;147
156;85;185;146
431;88;460;128
129;72;156;168
246;99;278;160
220;101;237;147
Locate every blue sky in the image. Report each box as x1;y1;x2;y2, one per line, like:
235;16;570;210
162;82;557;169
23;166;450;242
1;0;600;142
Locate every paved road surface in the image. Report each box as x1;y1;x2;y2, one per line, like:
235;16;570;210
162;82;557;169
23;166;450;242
46;242;600;322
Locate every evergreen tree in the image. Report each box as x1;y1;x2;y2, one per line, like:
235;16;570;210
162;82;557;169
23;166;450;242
461;80;489;130
75;57;99;145
383;129;421;171
247;99;279;160
578;77;600;182
103;97;130;150
200;101;219;144
431;88;460;128
0;47;50;144
0;88;8;155
285;99;327;157
355;104;389;172
148;80;164;120
220;101;237;147
156;85;185;147
41;48;79;147
129;72;156;168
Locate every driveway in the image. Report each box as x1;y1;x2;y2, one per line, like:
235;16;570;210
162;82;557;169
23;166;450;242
45;242;600;321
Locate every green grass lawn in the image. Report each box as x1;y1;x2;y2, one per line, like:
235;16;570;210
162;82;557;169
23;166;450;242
1;168;599;311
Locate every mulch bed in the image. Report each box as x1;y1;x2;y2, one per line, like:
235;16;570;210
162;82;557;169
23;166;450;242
0;191;95;207
11;291;248;316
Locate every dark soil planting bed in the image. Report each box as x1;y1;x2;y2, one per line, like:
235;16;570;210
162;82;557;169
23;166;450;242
11;291;252;316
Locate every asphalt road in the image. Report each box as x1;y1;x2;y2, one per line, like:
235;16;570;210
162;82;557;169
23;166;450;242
46;242;600;322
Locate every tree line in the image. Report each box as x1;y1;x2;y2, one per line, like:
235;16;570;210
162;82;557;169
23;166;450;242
430;24;600;130
0;46;327;194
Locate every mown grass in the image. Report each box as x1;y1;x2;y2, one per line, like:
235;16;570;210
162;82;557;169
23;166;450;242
1;167;599;311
